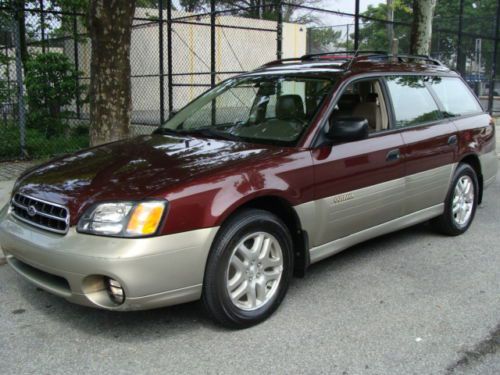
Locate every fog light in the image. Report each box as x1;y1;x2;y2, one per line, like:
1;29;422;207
105;277;125;305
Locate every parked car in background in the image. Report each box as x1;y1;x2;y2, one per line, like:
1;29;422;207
0;52;497;328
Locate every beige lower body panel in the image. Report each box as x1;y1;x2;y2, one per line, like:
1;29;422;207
0;206;219;311
404;164;455;214
480;149;498;189
295;164;456;264
308;204;444;264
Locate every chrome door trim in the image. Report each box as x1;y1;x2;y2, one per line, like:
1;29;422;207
308;204;444;264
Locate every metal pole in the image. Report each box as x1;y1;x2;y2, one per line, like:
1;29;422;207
487;0;500;114
210;0;216;126
13;10;26;158
167;0;173;114
346;24;349;51
276;0;283;59
73;9;80;119
386;0;394;52
159;0;165;124
354;0;360;50
39;0;45;53
210;0;216;89
456;0;465;74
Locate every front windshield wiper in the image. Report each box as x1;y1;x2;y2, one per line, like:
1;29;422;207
153;127;181;136
178;128;240;141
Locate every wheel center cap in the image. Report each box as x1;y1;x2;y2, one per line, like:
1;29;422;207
249;265;256;275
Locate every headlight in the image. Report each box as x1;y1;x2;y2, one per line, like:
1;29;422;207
77;201;166;237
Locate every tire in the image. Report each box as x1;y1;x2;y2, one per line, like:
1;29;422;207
202;209;293;329
431;163;479;236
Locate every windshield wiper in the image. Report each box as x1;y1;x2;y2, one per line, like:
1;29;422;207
179;128;240;141
153;127;181;136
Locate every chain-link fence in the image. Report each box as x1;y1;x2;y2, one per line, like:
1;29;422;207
1;0;500;161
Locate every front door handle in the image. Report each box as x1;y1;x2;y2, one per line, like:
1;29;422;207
386;148;400;162
448;135;458;146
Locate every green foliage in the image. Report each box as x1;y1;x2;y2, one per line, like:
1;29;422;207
0;53;15;105
356;0;499;75
0;122;89;160
309;28;343;53
357;1;412;52
178;0;320;22
25;52;82;138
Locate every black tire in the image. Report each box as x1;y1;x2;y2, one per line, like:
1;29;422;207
431;163;479;236
202;209;293;329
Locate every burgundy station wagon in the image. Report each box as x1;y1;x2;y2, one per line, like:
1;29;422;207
0;52;497;328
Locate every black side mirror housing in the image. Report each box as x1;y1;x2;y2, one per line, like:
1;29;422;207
326;116;369;142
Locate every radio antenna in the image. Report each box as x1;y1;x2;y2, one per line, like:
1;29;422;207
345;46;361;71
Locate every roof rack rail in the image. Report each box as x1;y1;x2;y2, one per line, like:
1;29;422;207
258;50;445;70
388;54;443;66
300;50;387;60
259;51;386;68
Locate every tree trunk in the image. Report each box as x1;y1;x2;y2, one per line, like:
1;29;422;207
410;0;436;55
88;0;136;146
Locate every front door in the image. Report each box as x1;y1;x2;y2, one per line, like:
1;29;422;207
308;78;406;255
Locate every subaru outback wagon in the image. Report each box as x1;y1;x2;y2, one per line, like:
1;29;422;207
0;52;497;328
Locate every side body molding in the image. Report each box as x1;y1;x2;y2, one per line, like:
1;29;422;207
294;164;457;264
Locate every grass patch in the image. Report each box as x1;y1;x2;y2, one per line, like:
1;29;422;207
0;123;89;160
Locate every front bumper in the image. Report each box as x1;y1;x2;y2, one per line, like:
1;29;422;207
0;205;219;310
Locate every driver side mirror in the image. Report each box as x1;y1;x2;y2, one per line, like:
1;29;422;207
326;116;369;142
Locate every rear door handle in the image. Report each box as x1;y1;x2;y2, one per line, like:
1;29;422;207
448;135;458;146
386;148;400;162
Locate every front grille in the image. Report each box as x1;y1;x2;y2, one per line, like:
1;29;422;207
11;193;70;234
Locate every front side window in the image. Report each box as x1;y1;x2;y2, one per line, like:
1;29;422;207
428;76;483;117
386;76;441;128
158;75;334;145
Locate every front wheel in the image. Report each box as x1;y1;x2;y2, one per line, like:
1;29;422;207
202;209;293;328
431;163;479;236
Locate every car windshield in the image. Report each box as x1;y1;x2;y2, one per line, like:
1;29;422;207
157;75;335;146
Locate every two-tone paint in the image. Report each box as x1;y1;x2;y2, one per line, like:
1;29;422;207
0;59;497;310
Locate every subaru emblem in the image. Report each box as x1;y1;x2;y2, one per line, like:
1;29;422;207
27;205;37;217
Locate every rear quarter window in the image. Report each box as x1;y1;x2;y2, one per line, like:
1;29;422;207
428;76;483;117
385;76;441;128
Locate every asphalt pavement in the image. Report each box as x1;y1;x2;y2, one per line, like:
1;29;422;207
0;175;499;374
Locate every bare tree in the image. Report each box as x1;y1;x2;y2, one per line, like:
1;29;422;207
410;0;436;55
88;0;136;146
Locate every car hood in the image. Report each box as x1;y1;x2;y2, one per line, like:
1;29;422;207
14;134;282;223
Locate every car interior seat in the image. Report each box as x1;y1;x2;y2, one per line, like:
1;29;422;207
351;81;382;131
276;95;305;121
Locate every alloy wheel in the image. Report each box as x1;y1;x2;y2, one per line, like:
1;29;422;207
226;232;284;311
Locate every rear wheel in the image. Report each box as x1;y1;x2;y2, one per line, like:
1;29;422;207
431;163;479;236
202;209;293;328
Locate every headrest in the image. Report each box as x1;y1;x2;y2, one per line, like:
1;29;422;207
365;93;378;103
358;81;372;97
276;95;305;120
337;94;360;110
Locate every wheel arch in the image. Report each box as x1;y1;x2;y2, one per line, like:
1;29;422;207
459;154;483;204
218;195;310;277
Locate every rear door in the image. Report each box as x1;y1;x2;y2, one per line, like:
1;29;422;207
384;75;457;215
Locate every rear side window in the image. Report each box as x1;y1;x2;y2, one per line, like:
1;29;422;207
428;77;483;117
386;76;441;128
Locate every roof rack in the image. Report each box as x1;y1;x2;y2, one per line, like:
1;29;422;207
301;50;387;61
366;53;443;66
259;50;445;70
